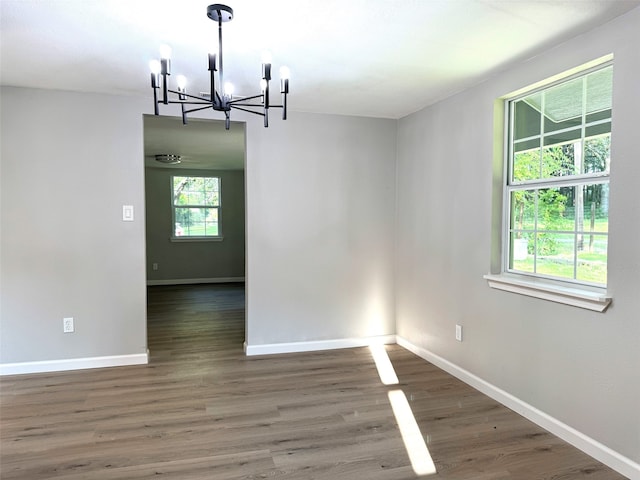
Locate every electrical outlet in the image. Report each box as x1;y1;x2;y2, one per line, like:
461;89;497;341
63;317;74;333
455;324;463;342
152;263;158;271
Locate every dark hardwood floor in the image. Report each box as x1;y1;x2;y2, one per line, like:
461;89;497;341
0;284;627;479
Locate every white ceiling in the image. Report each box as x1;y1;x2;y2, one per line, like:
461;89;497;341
143;115;245;170
2;0;639;169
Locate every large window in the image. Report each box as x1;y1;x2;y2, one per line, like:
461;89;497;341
172;176;220;237
505;64;612;287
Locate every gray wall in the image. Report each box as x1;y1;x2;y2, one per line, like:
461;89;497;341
0;91;397;364
244;112;398;345
395;7;639;463
0;88;148;363
145;167;245;282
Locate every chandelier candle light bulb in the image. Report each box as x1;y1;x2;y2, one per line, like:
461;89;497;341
149;60;161;114
262;61;271;118
148;3;290;131
149;60;161;75
176;75;187;100
224;82;234;98
280;67;290;119
159;44;172;60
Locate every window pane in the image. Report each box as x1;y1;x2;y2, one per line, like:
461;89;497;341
541;142;578;178
586;66;612;116
510;190;536;231
514;96;541;140
537;188;569;231
174;176;220;207
583;134;610;174
509;232;534;273
204;177;220;206
186;191;205;205
514;138;540;153
535;233;575;280
577;235;607;284
204;208;219;236
585;122;611;139
580;183;609;233
543;76;583;132
513;149;540;181
173;176;187;204
174;207;218;236
586;109;611;124
543;128;581;146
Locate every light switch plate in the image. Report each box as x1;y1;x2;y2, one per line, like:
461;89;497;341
122;205;134;221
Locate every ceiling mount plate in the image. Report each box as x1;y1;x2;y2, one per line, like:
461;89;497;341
207;4;233;22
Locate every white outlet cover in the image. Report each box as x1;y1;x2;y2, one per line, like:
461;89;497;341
63;317;74;333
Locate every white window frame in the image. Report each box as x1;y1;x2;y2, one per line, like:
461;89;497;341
485;60;613;312
171;175;223;242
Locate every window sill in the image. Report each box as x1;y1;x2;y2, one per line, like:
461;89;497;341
170;236;224;243
483;274;611;312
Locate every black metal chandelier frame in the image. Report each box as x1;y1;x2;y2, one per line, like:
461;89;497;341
150;4;289;130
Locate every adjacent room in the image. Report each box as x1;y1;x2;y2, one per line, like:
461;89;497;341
1;1;639;478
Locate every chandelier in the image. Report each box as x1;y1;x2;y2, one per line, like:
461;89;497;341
149;4;290;130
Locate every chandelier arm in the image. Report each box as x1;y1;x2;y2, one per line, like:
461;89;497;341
231;105;266;116
230;103;264;107
225;103;285;109
227;94;263;104
165;89;212;103
183;105;221;115
161;101;211;107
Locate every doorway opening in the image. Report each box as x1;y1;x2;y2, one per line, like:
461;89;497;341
142;115;247;358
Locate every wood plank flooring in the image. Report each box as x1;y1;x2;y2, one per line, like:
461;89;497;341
0;284;627;479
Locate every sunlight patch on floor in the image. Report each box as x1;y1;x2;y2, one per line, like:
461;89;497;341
369;343;399;385
388;389;437;476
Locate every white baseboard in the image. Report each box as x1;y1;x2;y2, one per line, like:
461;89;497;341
396;336;639;480
0;352;149;376
147;277;245;286
244;334;397;356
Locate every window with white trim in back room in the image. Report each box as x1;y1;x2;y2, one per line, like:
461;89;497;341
172;175;221;238
486;61;613;312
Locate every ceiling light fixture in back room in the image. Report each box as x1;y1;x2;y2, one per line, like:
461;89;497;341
149;4;290;130
154;154;182;165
